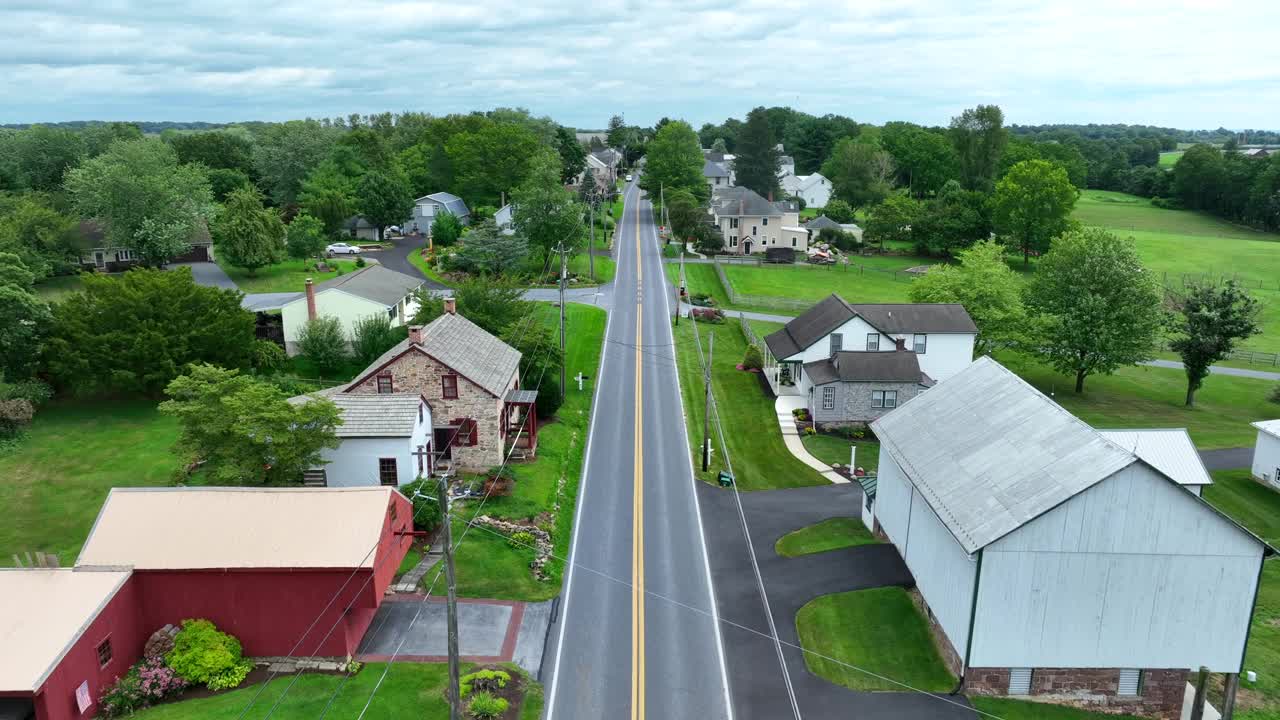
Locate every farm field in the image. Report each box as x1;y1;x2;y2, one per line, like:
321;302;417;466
1158;150;1184;167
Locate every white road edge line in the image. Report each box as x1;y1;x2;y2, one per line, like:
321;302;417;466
544;182;625;720
654;192;736;720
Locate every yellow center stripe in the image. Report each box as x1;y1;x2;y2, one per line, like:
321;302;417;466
631;188;646;720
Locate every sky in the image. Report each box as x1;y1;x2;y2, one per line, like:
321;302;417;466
3;0;1279;131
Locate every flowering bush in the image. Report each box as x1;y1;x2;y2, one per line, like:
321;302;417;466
137;654;187;699
98;654;187;718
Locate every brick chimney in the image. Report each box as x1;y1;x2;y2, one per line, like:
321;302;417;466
894;338;906;351
305;278;317;321
443;296;457;315
408;325;423;344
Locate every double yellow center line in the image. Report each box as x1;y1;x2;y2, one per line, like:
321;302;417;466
631;190;647;720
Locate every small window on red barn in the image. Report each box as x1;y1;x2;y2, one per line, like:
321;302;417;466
378;458;398;486
389;501;399;525
442;375;458;399
376;375;393;394
96;637;113;668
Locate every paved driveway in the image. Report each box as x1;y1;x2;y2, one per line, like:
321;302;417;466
699;482;978;719
171;261;236;289
360;234;449;291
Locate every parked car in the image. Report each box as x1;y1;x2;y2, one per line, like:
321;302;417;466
625;174;633;182
326;242;361;256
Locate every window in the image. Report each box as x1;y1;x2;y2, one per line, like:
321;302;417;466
792;237;797;247
418;404;424;422
730;217;739;229
389;501;399;525
388;304;399;319
378;458;398;486
752;225;758;235
441;375;458;399
822;387;835;410
454;418;477;446
829;333;843;355
1118;669;1142;697
96;638;113;668
376;375;393;394
913;334;927;354
865;333;880;351
115;249;133;262
762;217;769;226
872;390;898;409
730;235;738;248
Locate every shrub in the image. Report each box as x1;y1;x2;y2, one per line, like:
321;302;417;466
355;255;366;267
802;426;817;437
742;344;764;370
297;315;349;375
508;531;535;551
688;292;715;307
467;691;509;719
400;477;444;532
352;313;408;366
98;669;146;718
1270;384;1280;404
691;307;724;324
1151;196;1186;210
459;669;510;698
99;651;186;717
166;619;253;690
0;378;51;438
251;339;286;372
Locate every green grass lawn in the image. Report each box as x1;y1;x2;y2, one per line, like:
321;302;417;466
998;352;1276;450
721;257;928;309
33;274;85;301
0;401;182;566
673;318;827;490
796;587;955;692
971;697;1145;720
216;257;360;293
1159;151;1184;167
801;435;880;473
435;303;607;600
405;244;450;286
567;252;615;285
395;545;424;577
667;263;734;310
129;662;542;719
1202;469;1280;718
775;518;878;557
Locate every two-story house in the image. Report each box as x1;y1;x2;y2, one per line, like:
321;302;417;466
710;186;809;255
704;159;732;192
763;294;977;424
780;172;832;209
404;192;470;236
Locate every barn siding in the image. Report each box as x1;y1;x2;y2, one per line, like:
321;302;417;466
1252;430;1280;488
972;462;1263;670
875;451;978;660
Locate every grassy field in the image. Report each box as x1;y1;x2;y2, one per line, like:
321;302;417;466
998;352;1276;450
1159;151;1184;167
673;318;827;490
775;517;878;557
0;401;182;566
971;697;1145;720
801;435;880;473
130;662;543;719
33;273;85;300
437;303;607;600
796;587;955;692
216;257;360;293
1203;469;1280;719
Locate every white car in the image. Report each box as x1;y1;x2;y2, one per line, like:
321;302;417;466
625;174;633;182
326;242;361;255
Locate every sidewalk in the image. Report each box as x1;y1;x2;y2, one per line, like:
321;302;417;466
774;396;847;485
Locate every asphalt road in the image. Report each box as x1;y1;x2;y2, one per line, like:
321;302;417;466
545;180;732;718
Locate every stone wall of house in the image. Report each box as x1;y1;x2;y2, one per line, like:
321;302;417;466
347;349;513;470
812;380;924;425
964;667;1187;720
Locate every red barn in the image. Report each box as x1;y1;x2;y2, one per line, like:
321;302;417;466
0;487;412;720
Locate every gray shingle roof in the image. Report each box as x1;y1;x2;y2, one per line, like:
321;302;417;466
313;264;424;307
703;159;729;178
711;186;782;218
356;312;521;398
804;215;843;231
871;357;1140;553
422;192;469;218
763;294;977;360
804;351;927;385
765;294;852;359
287;392;422;436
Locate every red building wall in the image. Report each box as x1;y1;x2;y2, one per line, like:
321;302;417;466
32;576;146;720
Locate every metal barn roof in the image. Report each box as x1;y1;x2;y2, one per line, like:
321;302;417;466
1098;429;1213;487
871;357;1139;554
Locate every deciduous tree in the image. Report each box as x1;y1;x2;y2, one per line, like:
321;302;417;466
356;170;414;240
352;314;409;366
638;121;704;199
822;138;895;211
446;123;543;206
0;252;51;379
909;239;1024;355
822;199;856;224
511;150;584;265
734;107;781;199
1169;282;1261;406
212;187;285;276
1024;228;1165;392
410;277;531;335
992;159;1078;265
555;125;587;185
864;194;921;251
0;194;81;280
451;220;529;276
297;315;349;375
285;213;328;260
432;210;463;247
253;120;339;206
949;104;1007;191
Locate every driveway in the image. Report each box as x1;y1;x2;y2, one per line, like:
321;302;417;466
699;483;977;719
171;261;236;289
1201;447;1253;471
361;234;449;291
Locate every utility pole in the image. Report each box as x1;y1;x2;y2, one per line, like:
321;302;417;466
438;478;461;720
588;197;595;283
702;332;713;472
555;241;568;402
675;245;685;327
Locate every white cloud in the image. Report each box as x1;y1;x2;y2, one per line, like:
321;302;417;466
1;0;1278;129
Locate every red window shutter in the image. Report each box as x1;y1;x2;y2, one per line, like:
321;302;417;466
468;419;478;446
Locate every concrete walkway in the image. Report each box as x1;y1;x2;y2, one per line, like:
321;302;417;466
774;396;848;484
356;595;554;676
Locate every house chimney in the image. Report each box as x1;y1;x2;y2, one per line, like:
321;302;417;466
768;190;774;202
894;338;906;351
408;325;423;345
305;278;317;321
443;296;457;315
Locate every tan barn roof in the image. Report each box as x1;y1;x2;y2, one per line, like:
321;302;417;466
0;568;133;691
76;487;398;570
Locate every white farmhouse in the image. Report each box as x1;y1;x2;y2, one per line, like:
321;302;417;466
280;265;424;355
1251;420;1280;488
710;186;808;255
404;192;470;236
780;172;832;209
868;357;1271;719
289;393;433;487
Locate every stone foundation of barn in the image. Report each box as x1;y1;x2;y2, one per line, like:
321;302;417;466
964;666;1187;719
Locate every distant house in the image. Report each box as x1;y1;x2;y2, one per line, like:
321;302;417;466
763;294;977;398
804;214;863;243
1241;148;1271;158
280;264;425;355
77;220;213;271
581;153;611;190
332;298;536;471
869;357;1271;719
405;192;470;236
343;216;381;242
802;350;932;424
1251;420;1280;488
709;186;808;255
777;154;795;177
592;148;622;171
0;487;412;720
780;172;832;209
289;392;434;487
704;159;732;191
494;203;514;231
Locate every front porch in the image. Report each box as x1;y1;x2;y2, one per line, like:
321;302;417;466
503;389;539;460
